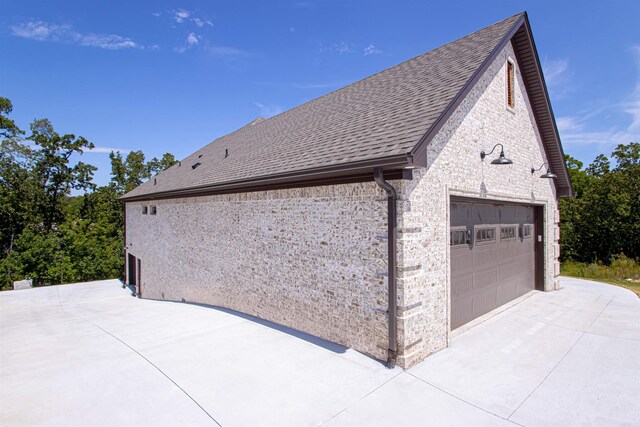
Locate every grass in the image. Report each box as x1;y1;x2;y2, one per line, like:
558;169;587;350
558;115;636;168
561;254;640;297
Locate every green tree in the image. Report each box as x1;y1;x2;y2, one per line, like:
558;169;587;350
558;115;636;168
559;143;639;263
0;97;24;139
123;150;149;193
28;119;97;230
147;153;177;177
1;96;179;290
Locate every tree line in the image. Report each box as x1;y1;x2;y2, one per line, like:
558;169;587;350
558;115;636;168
559;144;639;263
0;97;176;290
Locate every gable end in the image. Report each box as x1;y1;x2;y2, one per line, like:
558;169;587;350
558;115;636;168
410;12;572;197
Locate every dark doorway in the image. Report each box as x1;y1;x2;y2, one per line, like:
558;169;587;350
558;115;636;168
127;253;137;286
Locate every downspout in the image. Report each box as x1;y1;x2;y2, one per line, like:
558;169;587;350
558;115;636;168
122;201;127;289
373;167;398;368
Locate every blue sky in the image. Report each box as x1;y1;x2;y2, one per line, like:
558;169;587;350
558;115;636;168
1;0;639;188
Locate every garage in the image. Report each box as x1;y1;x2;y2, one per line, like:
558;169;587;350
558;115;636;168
450;200;542;329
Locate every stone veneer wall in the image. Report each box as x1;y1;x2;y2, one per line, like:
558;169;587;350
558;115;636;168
126;41;562;369
393;41;561;367
126;183;393;362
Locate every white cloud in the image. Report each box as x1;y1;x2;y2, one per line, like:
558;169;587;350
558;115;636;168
542;58;572;99
192;17;213;27
171;9;212;27
321;41;354;55
363;43;382;56
174;9;190;23
87;146;132;154
10;21;59;40
542;59;569;85
254;102;283;118
206;45;247;57
151;11;161;17
557;126;639;149
10;20;140;50
556;116;582;134
557;100;640;148
624;45;640;132
334;42;352;54
80;34;137;50
175;33;214;53
556;46;640;149
187;32;199;46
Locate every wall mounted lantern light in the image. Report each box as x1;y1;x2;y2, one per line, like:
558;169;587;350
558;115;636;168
480;143;513;165
531;163;557;179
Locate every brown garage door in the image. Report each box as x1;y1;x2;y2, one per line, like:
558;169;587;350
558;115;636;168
450;201;537;329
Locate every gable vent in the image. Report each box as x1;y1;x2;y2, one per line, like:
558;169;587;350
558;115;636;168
506;59;515;109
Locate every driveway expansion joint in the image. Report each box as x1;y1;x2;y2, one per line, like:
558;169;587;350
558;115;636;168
405;371;522;425
506;296;614;421
64;309;222;427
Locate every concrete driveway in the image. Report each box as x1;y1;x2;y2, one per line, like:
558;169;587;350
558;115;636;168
1;277;638;426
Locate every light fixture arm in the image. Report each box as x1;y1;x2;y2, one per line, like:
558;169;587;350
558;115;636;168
531;162;549;174
480;143;505;160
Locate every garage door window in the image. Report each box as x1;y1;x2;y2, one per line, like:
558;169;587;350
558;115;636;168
450;230;467;246
475;227;495;244
520;224;532;239
500;225;517;241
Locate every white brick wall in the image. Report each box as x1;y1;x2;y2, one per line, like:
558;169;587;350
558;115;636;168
126;41;561;369
126;183;392;362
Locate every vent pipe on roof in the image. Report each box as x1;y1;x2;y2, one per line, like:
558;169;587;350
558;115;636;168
224;149;229;158
374;167;398;369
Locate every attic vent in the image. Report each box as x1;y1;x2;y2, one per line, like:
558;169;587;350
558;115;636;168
192;162;201;170
224;149;229;158
506;59;515;109
198;154;203;158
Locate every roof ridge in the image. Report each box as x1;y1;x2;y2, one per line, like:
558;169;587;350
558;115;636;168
251;12;526;124
200;12;526;149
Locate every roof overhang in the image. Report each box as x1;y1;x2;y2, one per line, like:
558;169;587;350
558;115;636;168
120;153;417;202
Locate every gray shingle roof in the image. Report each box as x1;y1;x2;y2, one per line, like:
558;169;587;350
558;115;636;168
122;13;529;200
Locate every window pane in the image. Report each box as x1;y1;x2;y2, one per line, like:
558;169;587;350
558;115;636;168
450;230;466;246
501;226;516;239
476;227;495;243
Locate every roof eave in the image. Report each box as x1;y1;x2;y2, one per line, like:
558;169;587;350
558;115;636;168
119;153;416;202
517;14;574;197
